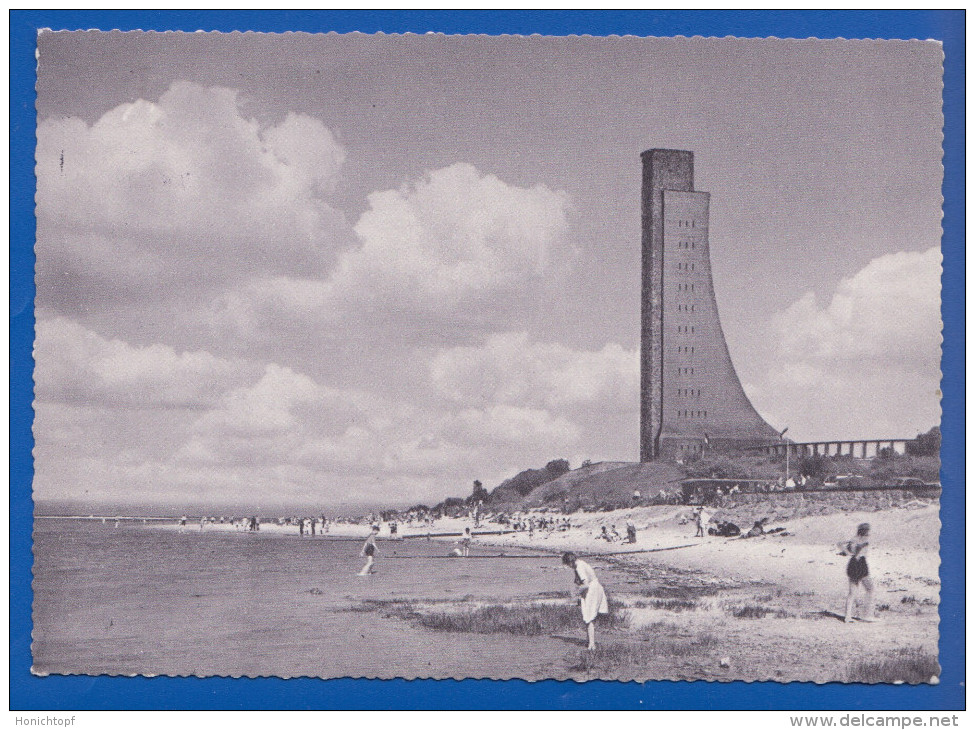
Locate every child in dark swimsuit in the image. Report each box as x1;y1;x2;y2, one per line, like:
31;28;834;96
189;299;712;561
841;522;876;623
358;525;380;576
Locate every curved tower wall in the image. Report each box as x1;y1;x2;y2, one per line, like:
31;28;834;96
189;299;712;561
640;149;780;461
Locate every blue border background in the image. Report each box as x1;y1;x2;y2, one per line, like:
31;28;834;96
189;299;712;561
10;10;965;711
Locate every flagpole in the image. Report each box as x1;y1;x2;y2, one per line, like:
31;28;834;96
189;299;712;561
780;427;790;486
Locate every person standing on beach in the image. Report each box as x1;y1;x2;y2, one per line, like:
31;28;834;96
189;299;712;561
562;552;608;651
358;525;380;576
840;523;877;623
625;520;637;544
459;527;472;557
694;506;711;539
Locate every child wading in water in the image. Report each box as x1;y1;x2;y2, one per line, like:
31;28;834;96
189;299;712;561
840;522;877;623
562;552;609;650
358;525;380;576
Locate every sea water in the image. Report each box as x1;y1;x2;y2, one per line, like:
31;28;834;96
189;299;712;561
32;519;614;678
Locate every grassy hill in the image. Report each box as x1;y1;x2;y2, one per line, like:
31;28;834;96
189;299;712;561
479;450;939;516
519;461;687;510
515;461;629;508
486;459;570;505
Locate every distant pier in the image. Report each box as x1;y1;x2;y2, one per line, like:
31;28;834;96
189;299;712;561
748;439;914;459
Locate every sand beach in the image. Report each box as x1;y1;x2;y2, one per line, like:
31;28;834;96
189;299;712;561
35;499;939;682
371;501;941;682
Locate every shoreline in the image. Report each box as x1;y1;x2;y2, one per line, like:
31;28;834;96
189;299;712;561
137;502;940;602
37;503;941;682
128;501;943;625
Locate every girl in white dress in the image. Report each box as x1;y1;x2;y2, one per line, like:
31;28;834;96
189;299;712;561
562;552;609;650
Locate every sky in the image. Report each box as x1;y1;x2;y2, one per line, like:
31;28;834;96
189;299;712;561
32;32;944;512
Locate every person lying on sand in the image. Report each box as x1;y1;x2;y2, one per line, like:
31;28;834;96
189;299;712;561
708;520;741;537
562;552;609;651
743;517;770;538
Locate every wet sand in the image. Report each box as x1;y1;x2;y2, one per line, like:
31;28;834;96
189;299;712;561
32;519;611;679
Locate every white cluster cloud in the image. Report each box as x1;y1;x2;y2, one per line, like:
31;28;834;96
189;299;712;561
36;82;352;305
430;332;639;412
202;163;572;353
450;404;581;450
750;247;942;440
34;317;255;408
344;163;569;309
33;319;619;507
173;355;589;485
772;247;942;371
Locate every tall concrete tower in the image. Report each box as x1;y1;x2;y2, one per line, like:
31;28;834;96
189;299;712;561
640;149;779;461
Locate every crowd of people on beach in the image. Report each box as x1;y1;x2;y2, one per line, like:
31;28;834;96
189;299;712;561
689;507;792;540
178;515;262;532
284;515;332;536
497;514;572;536
596;521;639;544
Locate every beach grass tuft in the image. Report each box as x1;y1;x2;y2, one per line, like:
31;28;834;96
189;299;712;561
636;583;723;600
571;643;637;672
638;620;682;633
399;599;630;636
728;604;792;619
688;631;720;652
571;631;721;672
638;628;720;655
344;599;397;613
632;598;700;612
846;647;940;684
